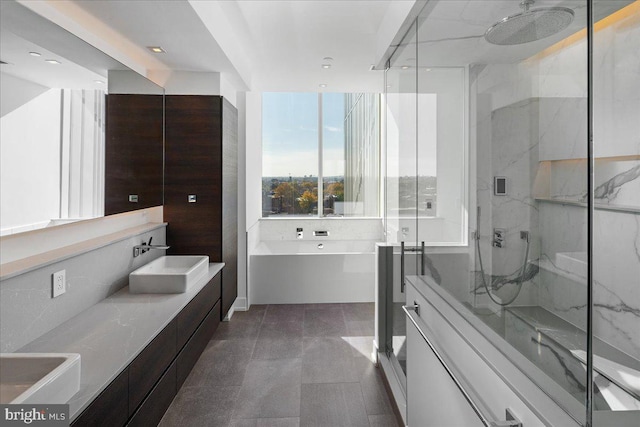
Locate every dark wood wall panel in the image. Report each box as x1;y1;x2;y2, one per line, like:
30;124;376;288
164;95;237;319
105;94;163;215
165;96;222;260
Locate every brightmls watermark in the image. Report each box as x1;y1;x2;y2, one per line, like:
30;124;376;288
0;405;68;427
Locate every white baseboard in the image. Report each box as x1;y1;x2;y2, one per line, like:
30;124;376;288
232;297;249;312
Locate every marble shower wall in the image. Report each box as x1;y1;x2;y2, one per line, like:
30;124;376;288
475;4;640;360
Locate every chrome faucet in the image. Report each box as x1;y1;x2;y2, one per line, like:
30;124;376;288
133;237;170;257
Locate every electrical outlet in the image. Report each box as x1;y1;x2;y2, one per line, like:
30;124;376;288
52;270;66;298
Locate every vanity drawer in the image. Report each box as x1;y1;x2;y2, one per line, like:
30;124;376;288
128;319;177;416
176;273;221;349
127;361;177;427
176;299;221;389
72;367;129;427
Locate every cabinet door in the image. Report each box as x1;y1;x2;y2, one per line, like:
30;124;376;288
407;316;484;427
176;299;221;389
128;320;177;415
177;273;221;349
71;368;128;427
127;361;177;427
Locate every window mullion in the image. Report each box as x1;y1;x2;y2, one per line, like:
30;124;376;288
318;93;324;218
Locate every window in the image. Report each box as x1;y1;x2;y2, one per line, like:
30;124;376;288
262;92;380;218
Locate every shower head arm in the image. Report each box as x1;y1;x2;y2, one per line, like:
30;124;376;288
520;0;535;12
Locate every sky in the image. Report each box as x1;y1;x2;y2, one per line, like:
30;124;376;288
262;92;345;177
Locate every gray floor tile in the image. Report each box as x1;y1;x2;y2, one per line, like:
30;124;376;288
253;336;303;360
368;414;401;427
359;362;394;415
159;385;240;427
344;336;376;360
215;306;267;339
264;304;305;323
259;319;304;338
300;383;369;427
304;303;345;310
302;337;362;383
233;358;302;419
183;339;256;387
345;320;375;337
228;420;257;427
256;419;300;427
342;303;375;321
303;307;347;337
229;419;300;427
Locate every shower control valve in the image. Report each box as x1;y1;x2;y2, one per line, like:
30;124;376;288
493;228;505;248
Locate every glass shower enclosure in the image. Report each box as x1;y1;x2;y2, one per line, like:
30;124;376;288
379;0;640;425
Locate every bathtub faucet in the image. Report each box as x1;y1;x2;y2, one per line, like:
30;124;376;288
133;237;170;257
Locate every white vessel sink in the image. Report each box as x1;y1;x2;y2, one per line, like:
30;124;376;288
0;353;81;404
129;255;209;293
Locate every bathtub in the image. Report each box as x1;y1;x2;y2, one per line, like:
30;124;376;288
249;240;377;304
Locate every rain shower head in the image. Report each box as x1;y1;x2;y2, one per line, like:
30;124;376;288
485;0;574;45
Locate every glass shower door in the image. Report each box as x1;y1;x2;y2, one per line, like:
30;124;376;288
384;20;418;383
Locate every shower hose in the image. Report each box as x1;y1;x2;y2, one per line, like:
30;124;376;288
475;228;531;307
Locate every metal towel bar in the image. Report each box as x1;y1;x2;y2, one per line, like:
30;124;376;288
402;304;523;427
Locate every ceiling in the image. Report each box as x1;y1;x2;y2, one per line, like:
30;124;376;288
0;1;124;90
69;0;416;93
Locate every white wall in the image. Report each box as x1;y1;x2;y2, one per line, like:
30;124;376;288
108;70;164;95
1;73;49;117
1;88;62;235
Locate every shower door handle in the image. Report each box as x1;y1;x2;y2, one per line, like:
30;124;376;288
401;242;405;293
400;242;425;293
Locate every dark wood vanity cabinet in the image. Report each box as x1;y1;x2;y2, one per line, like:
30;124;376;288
164;95;238;320
71;272;221;427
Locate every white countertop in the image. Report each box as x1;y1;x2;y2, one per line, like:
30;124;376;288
18;263;224;421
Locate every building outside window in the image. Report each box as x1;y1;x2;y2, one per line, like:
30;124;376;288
262;92;380;218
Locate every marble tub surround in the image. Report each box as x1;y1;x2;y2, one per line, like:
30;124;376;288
0;225;167;353
18;263;223;422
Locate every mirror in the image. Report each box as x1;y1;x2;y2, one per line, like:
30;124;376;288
0;1;164;236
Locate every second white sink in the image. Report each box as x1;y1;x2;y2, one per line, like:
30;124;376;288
129;255;209;293
0;353;81;404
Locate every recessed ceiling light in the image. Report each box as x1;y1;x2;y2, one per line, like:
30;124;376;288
401;66;410;70
29;51;41;57
323;57;333;62
321;64;331;69
45;59;61;65
386;85;392;88
94;80;105;84
147;46;166;53
319;84;327;88
425;68;432;72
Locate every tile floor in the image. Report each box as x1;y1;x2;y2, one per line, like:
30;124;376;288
159;303;400;427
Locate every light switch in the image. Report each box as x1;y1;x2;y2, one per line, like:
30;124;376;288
188;195;197;203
